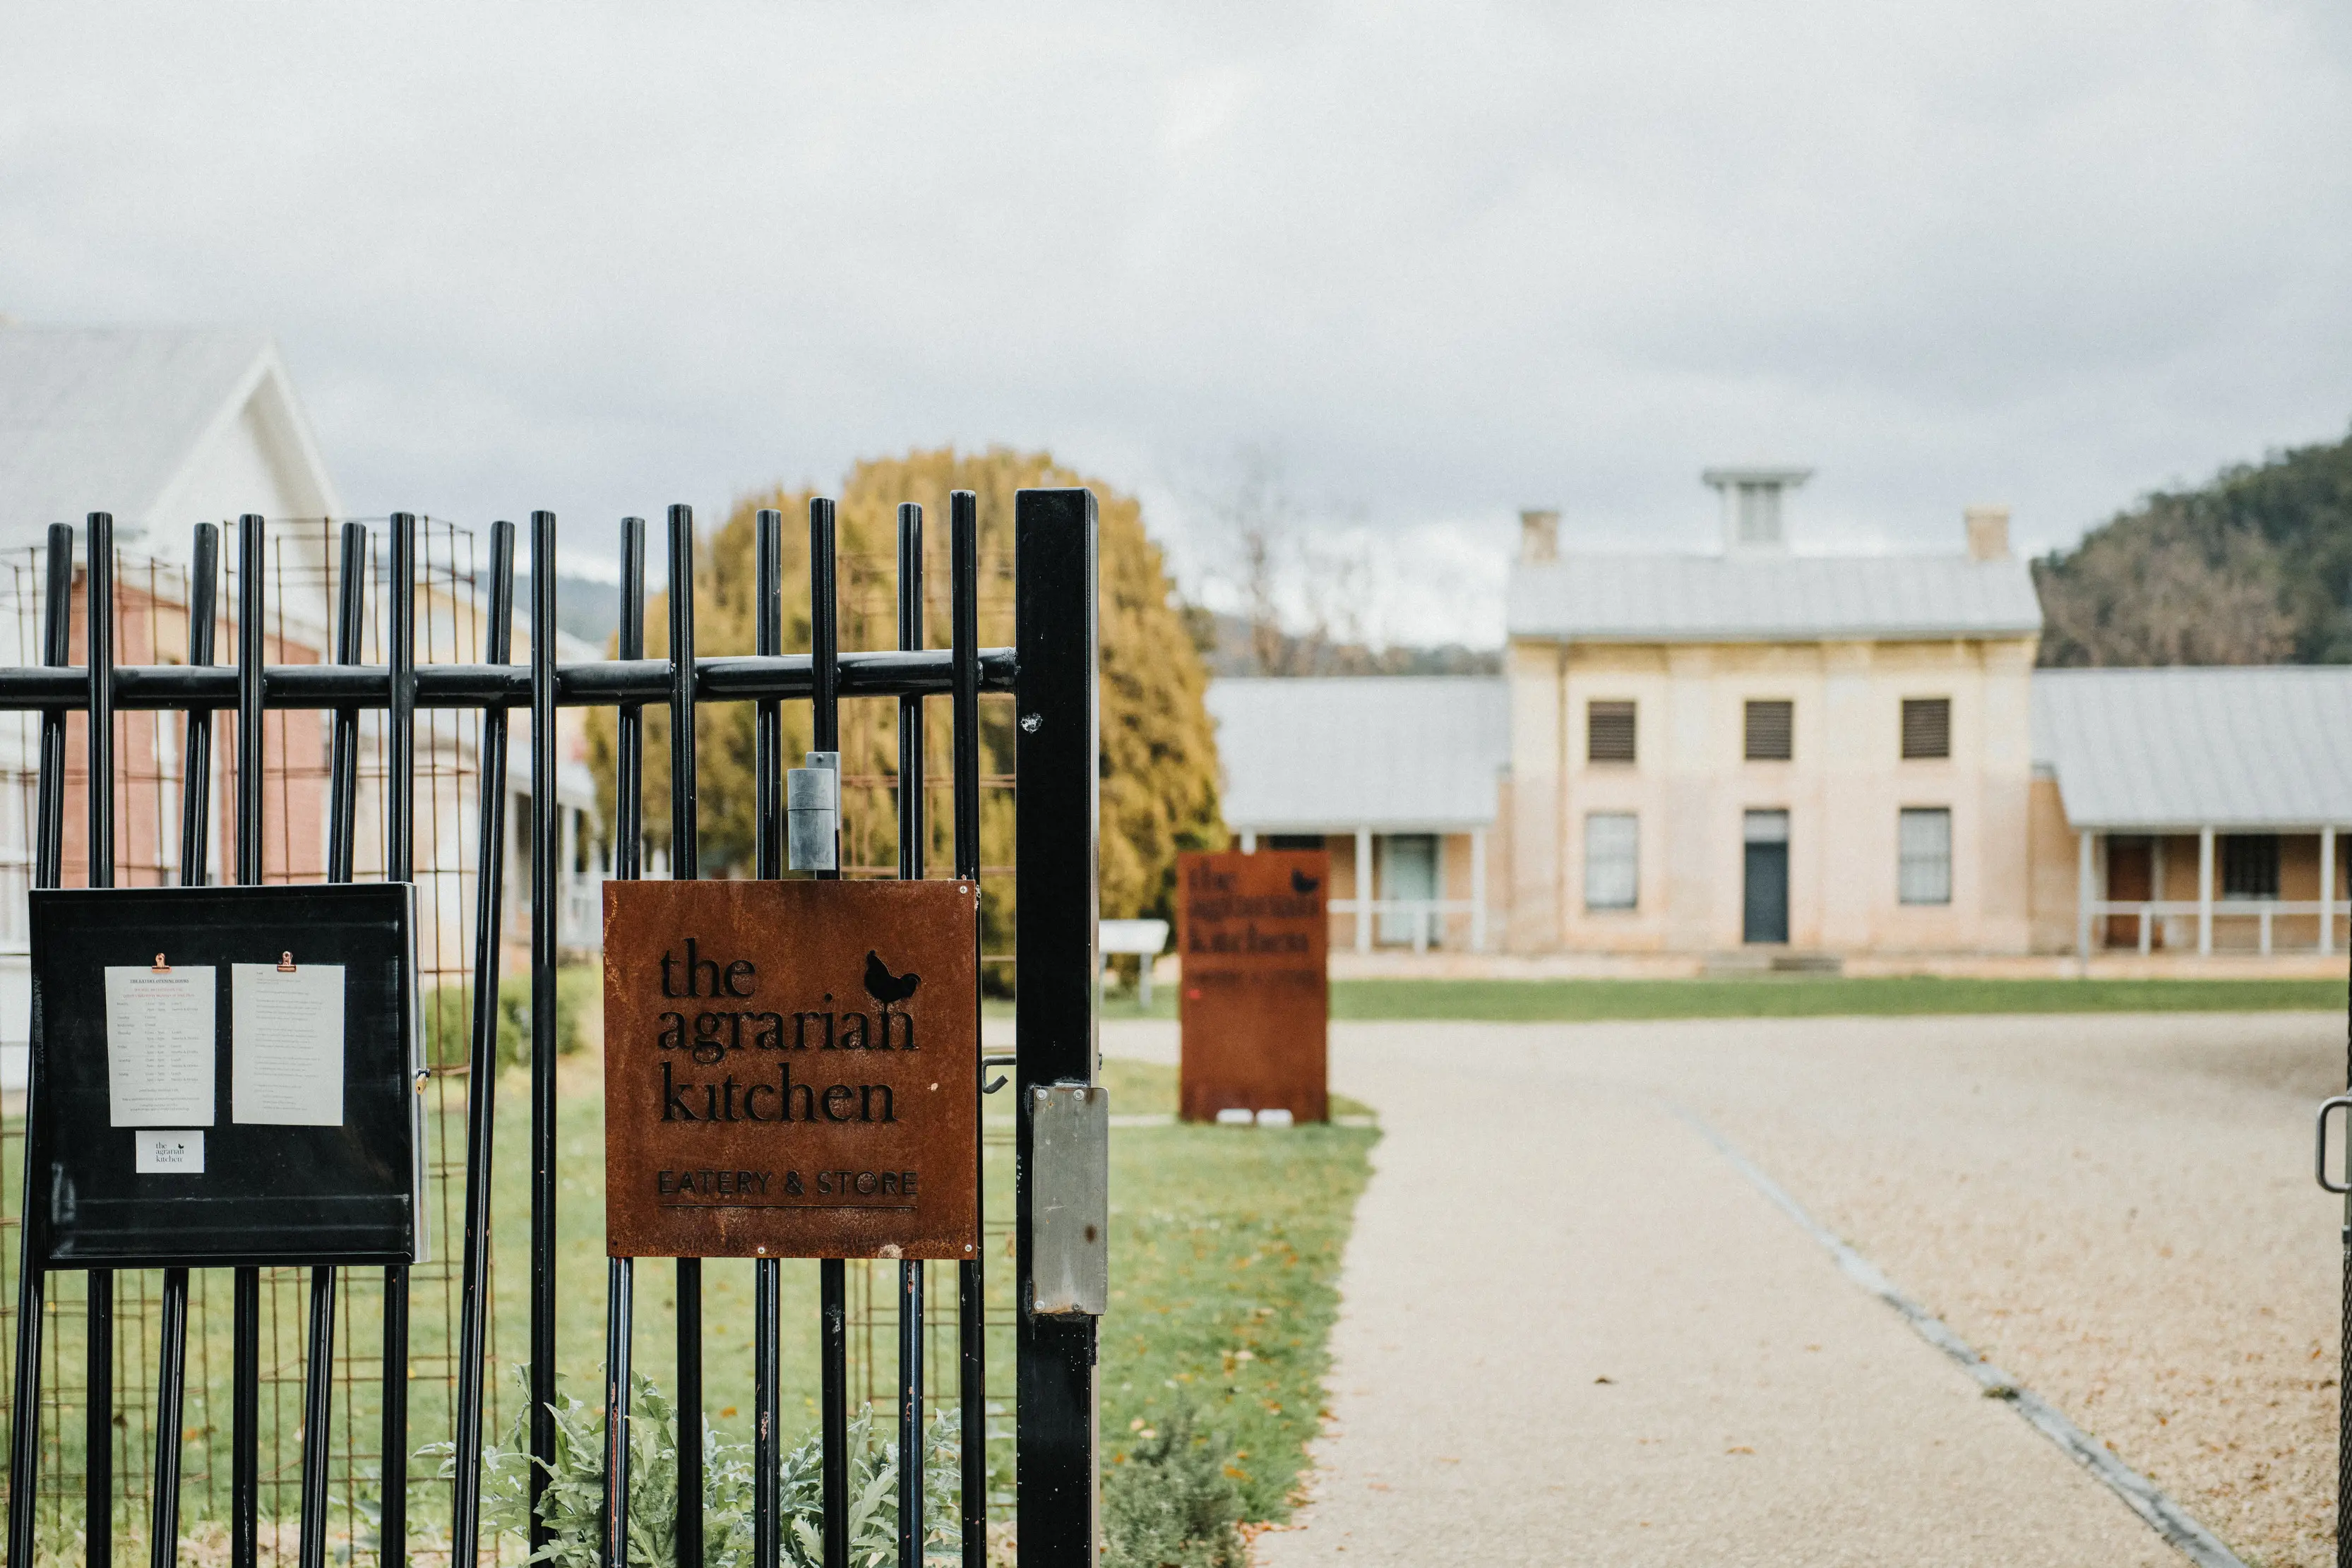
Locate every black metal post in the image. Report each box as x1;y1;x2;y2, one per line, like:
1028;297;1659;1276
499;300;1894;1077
151;520;217;1568
383;510;416;1568
449;520;518;1568
529;511;561;1557
231;1268;260;1568
84;513;115;1568
179;524;219;883
950;492;986;1568
667;505;704;1568
232;513;265;1568
602;517;646;1568
300;522;368;1568
752;509;782;1568
147;1269;189;1568
297;1269;335;1568
896;503;926;1568
811;498;849;1568
1013;489;1100;1568
87;513;114;887
5;525;71;1568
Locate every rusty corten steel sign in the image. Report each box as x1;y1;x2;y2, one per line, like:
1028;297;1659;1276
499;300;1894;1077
602;879;980;1260
1177;849;1329;1123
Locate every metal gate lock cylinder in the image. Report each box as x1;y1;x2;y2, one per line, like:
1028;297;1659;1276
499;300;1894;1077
1031;1082;1109;1317
786;750;840;872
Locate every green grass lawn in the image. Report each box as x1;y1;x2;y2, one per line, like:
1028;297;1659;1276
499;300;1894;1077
1082;973;2349;1024
11;1046;1379;1550
1096;1058;1376;1524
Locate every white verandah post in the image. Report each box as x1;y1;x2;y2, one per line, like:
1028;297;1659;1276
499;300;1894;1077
2322;826;2336;957
2075;830;2094;975
1470;826;1488;953
2197;825;2216;957
1355;826;1373;954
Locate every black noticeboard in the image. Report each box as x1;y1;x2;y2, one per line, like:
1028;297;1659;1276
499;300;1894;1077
28;883;426;1269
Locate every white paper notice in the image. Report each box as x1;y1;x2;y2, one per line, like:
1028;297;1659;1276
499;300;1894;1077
103;967;216;1127
231;964;345;1126
134;1130;203;1174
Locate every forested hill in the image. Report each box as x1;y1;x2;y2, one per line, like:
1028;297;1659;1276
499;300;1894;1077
2035;426;2352;666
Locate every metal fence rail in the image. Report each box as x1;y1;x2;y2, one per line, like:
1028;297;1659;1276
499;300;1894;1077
0;489;1100;1568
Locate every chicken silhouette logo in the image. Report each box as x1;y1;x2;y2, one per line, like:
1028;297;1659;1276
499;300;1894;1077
864;950;921;1046
1290;868;1320;896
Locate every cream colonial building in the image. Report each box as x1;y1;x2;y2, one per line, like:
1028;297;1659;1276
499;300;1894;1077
1207;469;2352;964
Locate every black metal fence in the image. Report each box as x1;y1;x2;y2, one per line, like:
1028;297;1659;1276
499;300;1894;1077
0;489;1101;1567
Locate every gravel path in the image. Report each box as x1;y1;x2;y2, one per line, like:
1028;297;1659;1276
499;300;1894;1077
1097;1011;2341;1566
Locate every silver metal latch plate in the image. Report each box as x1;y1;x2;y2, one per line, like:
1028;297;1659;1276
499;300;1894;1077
786;750;840;872
1031;1082;1109;1317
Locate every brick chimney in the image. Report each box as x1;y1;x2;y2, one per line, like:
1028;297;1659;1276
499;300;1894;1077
1520;508;1559;563
1965;504;2011;562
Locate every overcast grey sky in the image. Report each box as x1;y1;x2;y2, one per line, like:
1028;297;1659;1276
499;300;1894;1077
4;1;2348;643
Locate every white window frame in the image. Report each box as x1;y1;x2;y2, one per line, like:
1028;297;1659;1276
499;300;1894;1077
1584;812;1639;911
1898;807;1952;906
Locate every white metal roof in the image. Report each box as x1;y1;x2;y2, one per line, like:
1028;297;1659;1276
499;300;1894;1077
0;326;340;546
1509;552;2043;642
1206;676;1508;833
2031;666;2352;830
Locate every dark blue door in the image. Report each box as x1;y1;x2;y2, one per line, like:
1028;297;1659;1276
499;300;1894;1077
1743;841;1788;943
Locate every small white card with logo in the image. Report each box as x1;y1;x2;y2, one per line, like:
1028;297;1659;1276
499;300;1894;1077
231;963;346;1125
104;966;217;1127
134;1130;203;1174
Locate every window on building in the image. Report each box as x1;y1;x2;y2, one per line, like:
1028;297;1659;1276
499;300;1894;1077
1745;700;1793;761
1584;813;1638;910
1267;834;1325;851
1901;698;1951;760
2221;834;2280;899
1587;700;1637;764
1898;808;1952;905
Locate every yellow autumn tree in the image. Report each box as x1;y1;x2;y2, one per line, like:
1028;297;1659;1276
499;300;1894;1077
586;447;1224;959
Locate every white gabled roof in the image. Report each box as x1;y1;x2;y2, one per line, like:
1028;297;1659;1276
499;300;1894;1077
1206;676;1508;833
2032;666;2352;830
0;326;340;546
1510;552;2043;642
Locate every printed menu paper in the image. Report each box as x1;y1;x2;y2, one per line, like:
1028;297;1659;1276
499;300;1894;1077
103;966;216;1127
134;1130;203;1174
231;964;345;1126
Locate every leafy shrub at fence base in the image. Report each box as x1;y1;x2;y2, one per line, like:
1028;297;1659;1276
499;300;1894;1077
426;1367;957;1568
1102;1403;1243;1568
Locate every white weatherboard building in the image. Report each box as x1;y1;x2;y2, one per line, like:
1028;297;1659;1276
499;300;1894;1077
1209;474;2352;965
0;323;603;1085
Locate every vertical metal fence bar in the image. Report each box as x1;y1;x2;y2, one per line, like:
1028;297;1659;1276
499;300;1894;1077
232;513;266;1568
5;523;74;1568
84;513;116;1568
602;517;646;1568
528;512;560;1558
179;525;220;882
151;520;217;1568
895;504;926;1568
809;499;847;1568
147;1271;188;1568
948;492;984;1568
1013;489;1100;1568
666;506;703;1568
449;520;518;1568
296;1271;335;1568
298;521;368;1568
326;521;366;882
751;510;782;1568
382;510;416;1568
